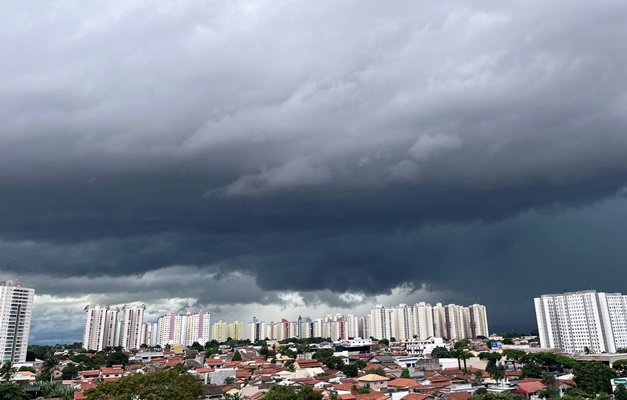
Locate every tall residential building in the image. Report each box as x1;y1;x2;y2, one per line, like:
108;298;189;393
413;302;435;340
467;304;489;338
370;305;393;340
432;303;446;338
83;305;119;351
392;304;415;341
0;280;35;363
444;304;467;341
228;321;244;340
120;305;146;350
535;290;627;353
247;318;266;342
157;311;210;347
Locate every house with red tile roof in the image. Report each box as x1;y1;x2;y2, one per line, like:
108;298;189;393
401;394;434;400
388;378;420;389
100;367;124;382
512;381;547;398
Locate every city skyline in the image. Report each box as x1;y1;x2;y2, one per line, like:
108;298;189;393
3;1;627;346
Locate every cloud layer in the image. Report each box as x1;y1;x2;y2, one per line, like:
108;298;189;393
2;0;627;343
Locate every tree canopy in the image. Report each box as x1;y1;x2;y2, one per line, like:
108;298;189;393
573;361;617;394
0;383;29;400
85;369;203;400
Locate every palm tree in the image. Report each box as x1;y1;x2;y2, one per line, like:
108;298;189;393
461;351;472;372
491;365;506;384
0;362;16;382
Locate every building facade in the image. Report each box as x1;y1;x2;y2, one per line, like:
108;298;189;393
83;305;119;351
0;280;35;363
157;311;210;347
535;290;627;353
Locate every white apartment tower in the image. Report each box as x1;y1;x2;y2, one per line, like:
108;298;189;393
392;304;415;341
83;305;119;351
413;302;435;340
0;280;35;363
120;305;146;350
370;305;393;340
535;290;627;353
467;304;489;338
157;312;210;347
444;304;467;341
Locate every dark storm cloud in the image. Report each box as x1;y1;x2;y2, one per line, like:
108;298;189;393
2;0;627;336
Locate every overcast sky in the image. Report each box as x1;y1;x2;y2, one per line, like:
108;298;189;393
3;0;627;345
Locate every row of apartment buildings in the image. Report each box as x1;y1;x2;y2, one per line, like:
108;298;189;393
84;301;489;350
246;302;489;342
83;304;147;351
535;290;627;353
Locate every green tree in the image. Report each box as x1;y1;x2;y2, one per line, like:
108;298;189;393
614;359;627;376
342;363;358;377
232;350;242;361
61;363;81;380
18;366;36;373
105;351;129;367
400;368;410;378
365;367;386;377
378;339;390;346
85;369;202;400
313;349;334;360
354;359;367;369
573;361;617;394
522;362;543;378
357;383;372;394
431;346;451;358
473;370;485;384
262;385;323;400
615;384;627;400
0;383;29;400
479;352;502;376
189;341;204;352
224;376;236;385
38;357;58;381
0;362;16;382
491;365;506;383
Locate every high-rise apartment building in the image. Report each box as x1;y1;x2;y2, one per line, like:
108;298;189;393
369;301;488;341
247;318;266;342
120;305;146;350
0;280;35;363
370;305;393;340
535;290;627;353
157;311;210;347
83;304;146;351
392;304;415;341
83;305;119;351
413;302;435;340
467;304;489;338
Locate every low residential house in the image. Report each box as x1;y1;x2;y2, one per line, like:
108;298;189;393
357;374;390;391
11;371;36;382
512;381;546;399
556;380;577;397
387;378;420;391
370;355;396;366
79;370;101;381
354;392;391;400
400;394;434;400
208;367;237;385
100;367;124;382
295;359;323;369
205;358;225;369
